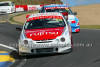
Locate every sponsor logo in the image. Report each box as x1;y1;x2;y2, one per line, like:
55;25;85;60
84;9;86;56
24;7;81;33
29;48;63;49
30;32;59;36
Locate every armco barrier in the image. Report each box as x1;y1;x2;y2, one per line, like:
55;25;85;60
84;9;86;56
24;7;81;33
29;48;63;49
28;5;41;11
15;5;42;12
15;5;28;12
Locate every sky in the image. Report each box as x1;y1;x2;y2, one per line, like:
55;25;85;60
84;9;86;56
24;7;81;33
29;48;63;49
61;0;100;6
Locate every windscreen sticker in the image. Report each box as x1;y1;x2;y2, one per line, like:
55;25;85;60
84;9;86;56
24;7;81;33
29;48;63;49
32;13;61;17
9;3;11;6
45;7;69;10
66;8;69;11
27;16;63;21
56;19;62;21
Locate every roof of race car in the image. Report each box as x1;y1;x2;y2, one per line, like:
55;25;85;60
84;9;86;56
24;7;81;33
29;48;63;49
27;12;63;21
43;4;68;8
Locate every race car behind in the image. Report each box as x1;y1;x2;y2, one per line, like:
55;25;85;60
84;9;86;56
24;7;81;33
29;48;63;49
0;1;15;14
40;4;80;32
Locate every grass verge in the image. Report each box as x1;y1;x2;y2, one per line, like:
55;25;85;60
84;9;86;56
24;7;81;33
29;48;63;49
9;11;100;29
80;25;100;29
9;11;38;25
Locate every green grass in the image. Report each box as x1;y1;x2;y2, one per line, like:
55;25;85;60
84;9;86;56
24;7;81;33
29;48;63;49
80;25;100;29
0;0;62;5
9;12;27;25
9;16;23;25
9;12;100;29
9;11;38;25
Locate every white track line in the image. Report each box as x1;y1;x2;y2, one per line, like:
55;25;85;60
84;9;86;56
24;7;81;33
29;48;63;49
16;58;27;67
0;44;17;51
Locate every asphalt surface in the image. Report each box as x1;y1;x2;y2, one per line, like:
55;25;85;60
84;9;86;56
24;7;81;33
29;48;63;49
0;23;100;67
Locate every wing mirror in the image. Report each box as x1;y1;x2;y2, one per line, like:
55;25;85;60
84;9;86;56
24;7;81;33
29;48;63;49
12;2;15;3
16;27;22;31
39;10;41;13
73;12;77;15
26;15;30;18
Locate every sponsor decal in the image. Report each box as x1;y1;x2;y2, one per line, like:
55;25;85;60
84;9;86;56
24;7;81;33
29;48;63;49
33;13;61;16
28;5;39;11
45;7;69;10
9;3;11;6
27;13;63;21
27;16;63;21
15;5;28;11
25;27;64;40
21;34;24;39
56;19;62;21
16;7;24;12
32;32;59;36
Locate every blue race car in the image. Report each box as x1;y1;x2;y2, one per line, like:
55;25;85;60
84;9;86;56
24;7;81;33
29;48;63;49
39;4;80;32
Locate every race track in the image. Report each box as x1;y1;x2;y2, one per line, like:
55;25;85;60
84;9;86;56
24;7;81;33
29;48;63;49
0;23;100;67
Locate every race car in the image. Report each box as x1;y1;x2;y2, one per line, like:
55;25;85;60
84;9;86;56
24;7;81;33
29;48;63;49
0;1;15;14
16;12;73;56
39;4;80;32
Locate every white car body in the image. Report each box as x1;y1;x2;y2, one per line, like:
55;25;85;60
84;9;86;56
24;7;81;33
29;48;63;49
0;1;15;14
17;12;73;56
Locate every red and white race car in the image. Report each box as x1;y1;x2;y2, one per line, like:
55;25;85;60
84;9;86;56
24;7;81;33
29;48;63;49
16;12;73;56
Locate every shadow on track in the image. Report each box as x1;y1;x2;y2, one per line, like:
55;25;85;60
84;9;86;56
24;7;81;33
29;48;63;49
10;50;72;59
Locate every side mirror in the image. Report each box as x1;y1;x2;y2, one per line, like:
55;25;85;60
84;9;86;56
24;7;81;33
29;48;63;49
39;10;41;13
73;12;77;15
26;15;30;18
12;2;15;3
16;27;22;31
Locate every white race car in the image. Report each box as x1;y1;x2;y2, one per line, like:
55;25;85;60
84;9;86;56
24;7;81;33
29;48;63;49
16;12;73;56
0;1;15;14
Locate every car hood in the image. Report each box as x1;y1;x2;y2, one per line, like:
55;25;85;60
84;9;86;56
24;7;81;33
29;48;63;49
25;27;64;40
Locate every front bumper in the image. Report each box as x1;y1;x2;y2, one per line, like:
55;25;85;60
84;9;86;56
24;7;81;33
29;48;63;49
19;47;72;55
0;10;12;14
71;26;80;32
18;39;72;55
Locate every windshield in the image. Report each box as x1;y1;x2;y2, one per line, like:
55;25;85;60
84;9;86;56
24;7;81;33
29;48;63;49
24;18;65;29
45;8;73;15
0;3;11;6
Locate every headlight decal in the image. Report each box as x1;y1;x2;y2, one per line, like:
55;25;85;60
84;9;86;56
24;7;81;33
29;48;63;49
20;30;27;39
61;27;68;36
21;34;24;39
65;31;67;35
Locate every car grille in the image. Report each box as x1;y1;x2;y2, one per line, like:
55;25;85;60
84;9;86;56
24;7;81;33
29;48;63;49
36;41;52;43
36;48;54;53
34;39;53;43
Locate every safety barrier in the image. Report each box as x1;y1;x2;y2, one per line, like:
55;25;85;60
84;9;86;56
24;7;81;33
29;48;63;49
15;5;44;12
